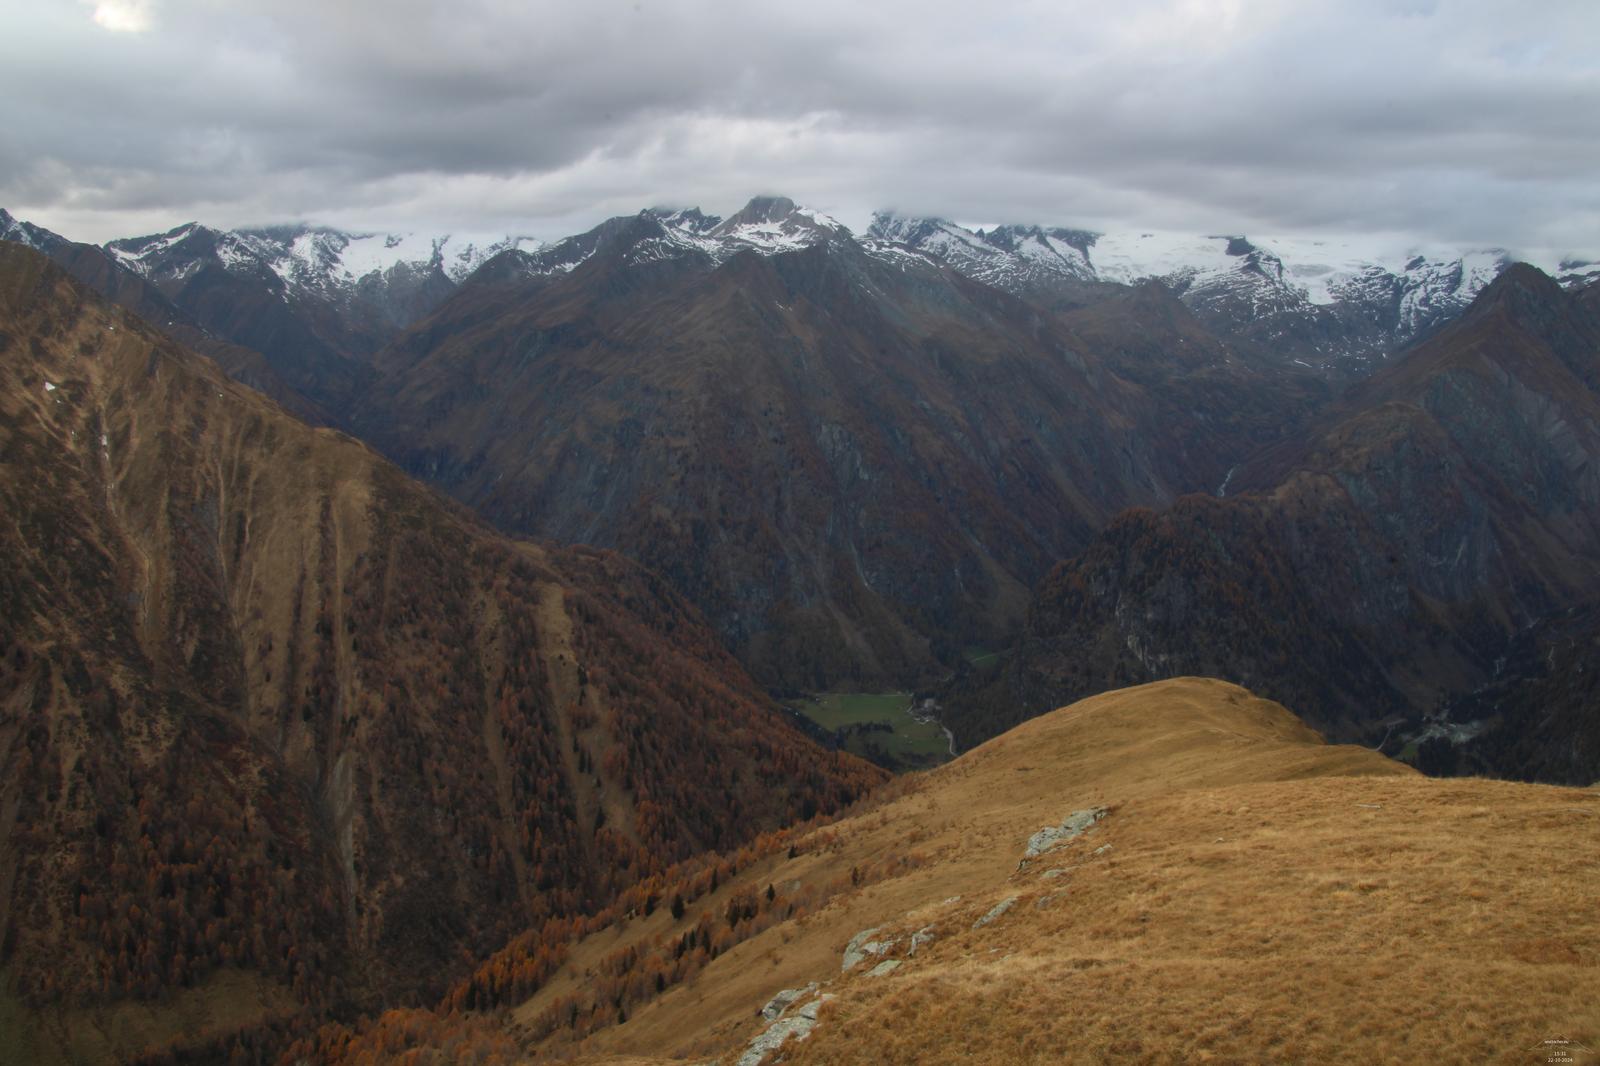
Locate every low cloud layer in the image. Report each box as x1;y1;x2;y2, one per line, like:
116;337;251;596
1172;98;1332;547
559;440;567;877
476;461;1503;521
7;0;1598;259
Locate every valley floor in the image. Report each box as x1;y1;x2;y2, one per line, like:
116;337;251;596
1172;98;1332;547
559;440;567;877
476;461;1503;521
787;692;952;772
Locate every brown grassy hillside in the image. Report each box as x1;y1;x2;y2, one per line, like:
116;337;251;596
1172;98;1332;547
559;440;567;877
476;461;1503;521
299;677;1599;1064
0;243;883;1063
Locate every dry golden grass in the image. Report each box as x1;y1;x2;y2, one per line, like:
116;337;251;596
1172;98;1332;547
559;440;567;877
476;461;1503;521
530;678;1597;1065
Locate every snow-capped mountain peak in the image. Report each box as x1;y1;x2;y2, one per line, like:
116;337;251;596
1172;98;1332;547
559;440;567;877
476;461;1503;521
866;213;1588;369
106;222;543;295
708;195;852;253
14;200;1595;381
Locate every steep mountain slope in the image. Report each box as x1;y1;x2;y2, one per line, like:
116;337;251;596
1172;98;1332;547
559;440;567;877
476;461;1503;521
0;243;882;1062
869;212;1590;374
351;198;1300;690
944;266;1600;777
286;678;1600;1065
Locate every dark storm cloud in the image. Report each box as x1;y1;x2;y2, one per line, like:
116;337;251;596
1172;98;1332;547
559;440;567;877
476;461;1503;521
5;0;1598;260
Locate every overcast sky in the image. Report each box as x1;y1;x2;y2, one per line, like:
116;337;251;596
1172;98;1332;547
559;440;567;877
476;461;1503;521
4;0;1598;261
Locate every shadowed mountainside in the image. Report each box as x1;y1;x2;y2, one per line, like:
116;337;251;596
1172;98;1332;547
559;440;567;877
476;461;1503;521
943;266;1600;779
350;206;1320;690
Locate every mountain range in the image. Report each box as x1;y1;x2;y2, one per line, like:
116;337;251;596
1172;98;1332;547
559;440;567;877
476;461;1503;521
867;211;1600;374
5;198;1597;748
15;199;1594;400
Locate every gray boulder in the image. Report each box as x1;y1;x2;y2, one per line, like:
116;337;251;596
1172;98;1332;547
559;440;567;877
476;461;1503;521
760;982;818;1021
736;994;835;1066
842;926;897;970
972;896;1018;929
1024;807;1107;858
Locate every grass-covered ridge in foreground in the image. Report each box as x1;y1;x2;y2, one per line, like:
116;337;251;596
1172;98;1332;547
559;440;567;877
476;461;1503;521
315;677;1599;1064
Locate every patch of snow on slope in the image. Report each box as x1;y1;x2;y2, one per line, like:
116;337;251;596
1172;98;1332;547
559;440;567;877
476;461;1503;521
792;206;847;231
717;222;818;254
1559;259;1600;287
443;235;544;281
213;232;274;276
336;231;440;279
860;239;939;268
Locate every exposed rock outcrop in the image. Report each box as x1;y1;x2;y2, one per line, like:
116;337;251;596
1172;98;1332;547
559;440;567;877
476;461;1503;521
841;927;897;971
973;896;1019;930
759;982;818;1022
1024;807;1107;857
736;994;835;1066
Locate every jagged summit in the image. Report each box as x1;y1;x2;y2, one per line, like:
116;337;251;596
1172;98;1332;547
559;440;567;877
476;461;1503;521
715;194;801;227
644;205;721;233
709;194;852;251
